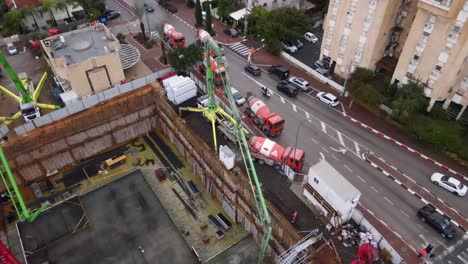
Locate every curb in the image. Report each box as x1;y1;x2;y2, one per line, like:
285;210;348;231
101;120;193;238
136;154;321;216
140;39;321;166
364;152;468;234
345;115;467;181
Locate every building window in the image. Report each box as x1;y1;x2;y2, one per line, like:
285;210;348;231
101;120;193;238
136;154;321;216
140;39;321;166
435;65;442;71
406;72;413;78
413;55;419;60
313;177;319;184
453;25;461;33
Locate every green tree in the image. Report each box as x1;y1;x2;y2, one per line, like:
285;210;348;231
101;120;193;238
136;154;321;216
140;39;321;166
167;44;203;73
217;0;234;22
204;4;212;33
1;9;26;37
351;67;374;83
390;81;426;124
195;0;203;27
352;83;383;107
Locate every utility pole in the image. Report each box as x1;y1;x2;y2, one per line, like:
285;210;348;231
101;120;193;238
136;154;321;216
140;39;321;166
243;0;249;37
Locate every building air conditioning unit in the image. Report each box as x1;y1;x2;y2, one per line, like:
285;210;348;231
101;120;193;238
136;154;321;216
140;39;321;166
44;40;51;47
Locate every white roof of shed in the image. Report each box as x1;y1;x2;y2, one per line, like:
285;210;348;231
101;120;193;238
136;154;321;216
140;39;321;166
230;8;249;21
308;160;361;202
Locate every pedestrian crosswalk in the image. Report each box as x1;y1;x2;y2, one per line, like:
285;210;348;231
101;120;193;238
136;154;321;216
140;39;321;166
228;42;251;56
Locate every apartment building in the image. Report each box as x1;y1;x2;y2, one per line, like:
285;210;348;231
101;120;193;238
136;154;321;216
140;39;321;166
247;0;301;11
320;0;468;119
40;25;131;98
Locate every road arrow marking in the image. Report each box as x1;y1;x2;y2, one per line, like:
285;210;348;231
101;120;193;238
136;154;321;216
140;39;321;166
330;147;347;154
319;152;325;161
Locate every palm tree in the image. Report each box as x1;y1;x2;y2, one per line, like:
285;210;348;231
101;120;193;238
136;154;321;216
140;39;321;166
133;0;147;40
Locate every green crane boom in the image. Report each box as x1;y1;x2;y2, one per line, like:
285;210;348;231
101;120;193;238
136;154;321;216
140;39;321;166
0;51;33;104
196;30;272;263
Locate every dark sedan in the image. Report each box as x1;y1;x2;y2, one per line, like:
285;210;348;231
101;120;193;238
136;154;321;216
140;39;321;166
106;11;121;20
276;81;299;97
417;205;456;239
224;28;238;37
244;64;261;76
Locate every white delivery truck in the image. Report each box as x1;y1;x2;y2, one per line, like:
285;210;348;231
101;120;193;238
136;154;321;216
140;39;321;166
163;75;197;105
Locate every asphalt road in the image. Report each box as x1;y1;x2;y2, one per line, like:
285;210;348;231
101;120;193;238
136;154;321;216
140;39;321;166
222;47;468;262
105;1;468;262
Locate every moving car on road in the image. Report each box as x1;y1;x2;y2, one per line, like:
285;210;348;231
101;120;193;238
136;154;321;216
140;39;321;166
288;77;310;91
231;87;246;106
277;81;299;97
304;32;319;43
317;92;339;107
224;28;238;37
431;172;467;196
6;43;17;55
417;205;456;239
106;10;121;20
244;64;261;76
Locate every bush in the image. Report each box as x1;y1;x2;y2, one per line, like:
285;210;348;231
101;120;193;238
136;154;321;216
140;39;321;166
352;67;374;83
116;33;127;44
187;0;195;8
166;3;178;13
145;39;155;49
408;115;464;152
352;83;383;107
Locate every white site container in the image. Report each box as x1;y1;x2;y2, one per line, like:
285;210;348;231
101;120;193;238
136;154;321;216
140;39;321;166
163;75;197;105
219;145;235;170
303;160;361;226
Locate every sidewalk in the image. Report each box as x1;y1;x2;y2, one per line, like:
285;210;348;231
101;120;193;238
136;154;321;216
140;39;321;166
125;34;166;72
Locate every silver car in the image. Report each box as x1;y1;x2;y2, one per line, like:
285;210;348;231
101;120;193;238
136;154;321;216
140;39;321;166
288;77;310;91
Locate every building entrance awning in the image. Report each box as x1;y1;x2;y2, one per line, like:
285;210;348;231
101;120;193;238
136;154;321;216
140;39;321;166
229;8;249;21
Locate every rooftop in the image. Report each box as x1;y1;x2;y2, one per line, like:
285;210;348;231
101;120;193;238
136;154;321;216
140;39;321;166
43;25;117;66
308;160;361;202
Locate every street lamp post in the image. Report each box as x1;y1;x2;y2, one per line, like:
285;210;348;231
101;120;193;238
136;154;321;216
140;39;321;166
293;118;312;169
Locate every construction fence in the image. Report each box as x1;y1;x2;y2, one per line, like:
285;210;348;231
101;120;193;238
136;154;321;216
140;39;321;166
9;68;173;137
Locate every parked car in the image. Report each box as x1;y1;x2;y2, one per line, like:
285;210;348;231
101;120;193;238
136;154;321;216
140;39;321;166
282;41;297;53
431;173;467;196
304;32;319;43
317;92;339;107
294;39;304;49
418;205;456;239
224;28;238;37
103;9;114;17
289;77;310;92
268;65;289;80
6;43;18;55
106;11;121;20
313;61;329;70
277;81;299;97
244;64;261;76
231;87;246;105
144;3;155;12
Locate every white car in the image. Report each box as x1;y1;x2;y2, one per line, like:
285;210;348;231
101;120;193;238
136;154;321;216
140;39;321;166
289;77;310;91
7;43;18;55
231;87;246;106
431;173;467;196
282;41;297;53
317;92;339;107
304;32;319;43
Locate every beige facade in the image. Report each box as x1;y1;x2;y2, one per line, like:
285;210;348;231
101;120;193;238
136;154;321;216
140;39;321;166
41;25;125;97
320;0;468;118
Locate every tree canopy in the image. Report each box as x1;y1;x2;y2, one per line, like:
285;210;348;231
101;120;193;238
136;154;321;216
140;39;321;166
250;6;311;54
167;44;203;72
217;0;235;21
195;0;203;27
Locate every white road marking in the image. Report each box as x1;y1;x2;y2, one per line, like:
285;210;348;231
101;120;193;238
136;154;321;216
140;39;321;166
292;104;297;112
321;121;327;133
371;186;378;193
305;112;310;119
384;197;394;205
436;239;444;245
417;224;424;229
311;138;318;144
356;175;366;182
321;147;329;153
354;142;361;155
281;97;285;103
344;165;352;172
457;255;466;262
400;210;409;217
331;154;338;160
319;152;325;161
337;132;345;146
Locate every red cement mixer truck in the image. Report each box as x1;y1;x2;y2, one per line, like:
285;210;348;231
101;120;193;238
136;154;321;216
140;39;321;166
163;23;185;48
249;136;305;172
244;96;284;137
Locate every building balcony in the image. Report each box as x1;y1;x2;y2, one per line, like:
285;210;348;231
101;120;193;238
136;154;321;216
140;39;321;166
452;93;463;104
